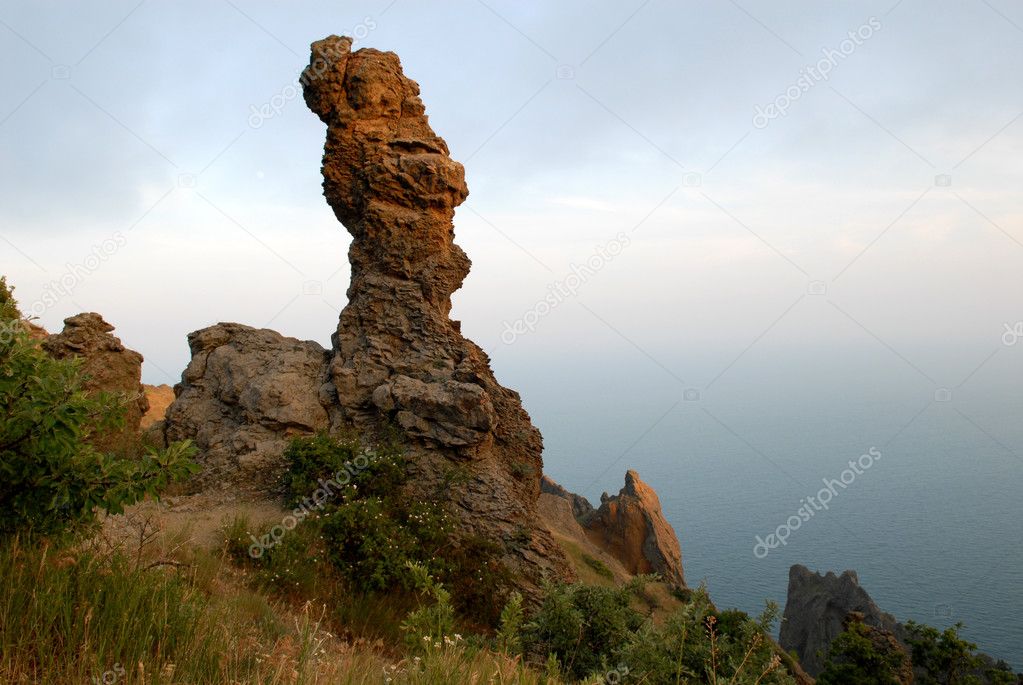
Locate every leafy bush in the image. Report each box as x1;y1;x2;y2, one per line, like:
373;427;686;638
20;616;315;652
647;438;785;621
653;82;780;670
401;561;457;650
817;616;911;685
616;587;792;684
280;433;512;623
905;620;1022;685
818;617;1022;685
0;277;197;538
495;592;524;655
522;578;647;680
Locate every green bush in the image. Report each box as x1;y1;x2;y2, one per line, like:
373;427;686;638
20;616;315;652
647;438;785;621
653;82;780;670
522;578;647;680
904;620;1023;685
615;588;793;684
0;277;197;538
818;617;1022;685
817;617;910;685
280;433;512;623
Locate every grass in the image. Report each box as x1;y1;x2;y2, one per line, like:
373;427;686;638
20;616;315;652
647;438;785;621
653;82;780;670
0;518;562;684
581;553;614;581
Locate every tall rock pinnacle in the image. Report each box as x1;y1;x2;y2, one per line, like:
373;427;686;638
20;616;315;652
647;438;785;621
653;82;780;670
302;36;571;595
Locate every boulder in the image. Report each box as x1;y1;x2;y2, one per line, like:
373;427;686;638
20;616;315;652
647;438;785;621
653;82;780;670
42;312;148;451
162;323;330;494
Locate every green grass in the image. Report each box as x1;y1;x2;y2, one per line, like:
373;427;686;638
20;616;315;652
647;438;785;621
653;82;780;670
580;553;614;580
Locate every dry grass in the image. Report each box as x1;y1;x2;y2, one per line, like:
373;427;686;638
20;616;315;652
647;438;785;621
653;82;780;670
0;508;564;685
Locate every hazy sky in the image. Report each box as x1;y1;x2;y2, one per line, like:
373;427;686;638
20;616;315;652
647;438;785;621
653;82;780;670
1;0;1021;397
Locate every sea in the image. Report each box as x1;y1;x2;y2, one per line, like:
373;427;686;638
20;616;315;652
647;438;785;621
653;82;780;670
505;345;1023;671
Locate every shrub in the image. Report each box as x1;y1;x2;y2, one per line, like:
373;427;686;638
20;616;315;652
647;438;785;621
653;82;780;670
903;620;1023;685
615;588;792;684
522;578;647;680
401;561;457;650
280;433;512;624
495;592;524;655
0;277;197;538
817;616;911;685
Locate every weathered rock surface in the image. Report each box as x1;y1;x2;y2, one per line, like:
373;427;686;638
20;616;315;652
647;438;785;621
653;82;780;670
541;475;595;522
583;470;686;588
161;36;571;596
300;34;571;595
141;384;175;429
163;324;330;493
780;564;902;676
42;312;148;451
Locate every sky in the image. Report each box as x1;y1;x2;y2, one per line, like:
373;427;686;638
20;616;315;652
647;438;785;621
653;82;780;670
1;0;1021;451
3;0;1023;662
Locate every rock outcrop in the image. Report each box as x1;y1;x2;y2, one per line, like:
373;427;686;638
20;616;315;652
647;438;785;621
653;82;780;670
163;324;330;494
42;312;148;451
161;36;572;595
302;34;571;594
141;384;175;430
541;471;686;589
583;470;686;588
541;475;595;521
780;564;902;676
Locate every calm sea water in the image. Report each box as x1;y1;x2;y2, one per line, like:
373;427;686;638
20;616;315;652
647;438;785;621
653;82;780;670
506;346;1023;670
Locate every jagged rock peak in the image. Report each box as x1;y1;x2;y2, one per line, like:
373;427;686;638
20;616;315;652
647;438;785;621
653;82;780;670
302;34;470;315
779;564;902;677
585;470;686;589
541;475;596;522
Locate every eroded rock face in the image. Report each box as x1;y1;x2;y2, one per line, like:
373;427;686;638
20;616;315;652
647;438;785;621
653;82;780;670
541;475;595;522
163;323;330;494
141;384;175;430
299;34;571;596
584;470;686;588
780;564;902;677
42;312;148;451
